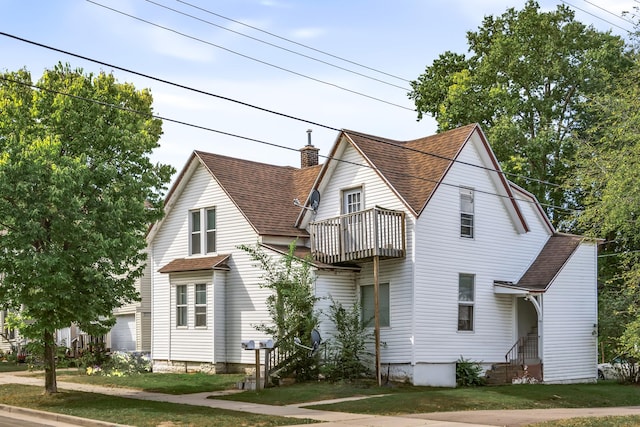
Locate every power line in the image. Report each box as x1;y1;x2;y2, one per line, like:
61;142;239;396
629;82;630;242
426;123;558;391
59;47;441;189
581;0;636;26
0;30;564;191
142;0;410;92
175;0;412;84
0;74;577;215
86;0;415;112
560;0;633;33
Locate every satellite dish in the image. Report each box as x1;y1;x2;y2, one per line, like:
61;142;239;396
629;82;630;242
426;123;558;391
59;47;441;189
310;329;322;352
309;189;321;212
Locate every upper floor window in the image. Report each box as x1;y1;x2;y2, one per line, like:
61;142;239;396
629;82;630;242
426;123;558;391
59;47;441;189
361;283;390;328
195;284;207;327
190;208;216;255
343;187;362;214
176;285;187;327
458;274;475;331
460;188;474;238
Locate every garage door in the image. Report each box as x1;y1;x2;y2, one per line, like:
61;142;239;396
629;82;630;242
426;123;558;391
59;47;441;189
111;314;136;351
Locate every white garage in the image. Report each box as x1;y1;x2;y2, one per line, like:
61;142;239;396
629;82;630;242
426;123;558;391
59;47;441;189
110;314;136;351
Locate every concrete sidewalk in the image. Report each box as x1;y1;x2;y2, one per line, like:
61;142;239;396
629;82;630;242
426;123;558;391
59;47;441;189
2;372;640;426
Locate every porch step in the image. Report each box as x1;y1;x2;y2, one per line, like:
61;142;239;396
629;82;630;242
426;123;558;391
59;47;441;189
484;363;525;385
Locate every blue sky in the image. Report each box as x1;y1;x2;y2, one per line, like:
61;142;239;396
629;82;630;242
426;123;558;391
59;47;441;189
0;0;635;181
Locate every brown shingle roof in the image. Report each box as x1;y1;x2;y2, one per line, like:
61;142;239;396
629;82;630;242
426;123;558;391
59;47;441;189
515;234;583;291
343;124;477;215
195;151;321;237
159;254;231;273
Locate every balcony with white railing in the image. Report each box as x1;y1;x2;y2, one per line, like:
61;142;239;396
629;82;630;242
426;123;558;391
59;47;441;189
309;207;406;265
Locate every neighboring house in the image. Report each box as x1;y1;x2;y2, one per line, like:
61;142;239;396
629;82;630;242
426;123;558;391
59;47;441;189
147;124;598;386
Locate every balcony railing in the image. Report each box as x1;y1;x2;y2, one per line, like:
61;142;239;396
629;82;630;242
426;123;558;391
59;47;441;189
309;207;405;264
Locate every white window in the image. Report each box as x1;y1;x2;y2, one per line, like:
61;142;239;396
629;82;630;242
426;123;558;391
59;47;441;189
176;285;187;327
343;187;362;214
361;283;390;328
458;274;475;331
206;209;216;253
189;208;216;255
195;284;207;327
190;210;201;255
460;188;474;238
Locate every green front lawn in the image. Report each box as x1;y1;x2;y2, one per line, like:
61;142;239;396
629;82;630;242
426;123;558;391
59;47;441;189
0;384;315;427
56;371;245;394
218;380;640;415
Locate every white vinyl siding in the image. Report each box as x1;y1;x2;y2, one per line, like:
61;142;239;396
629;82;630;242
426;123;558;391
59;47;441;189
412;130;551;365
542;242;598;383
151;161;267;365
313;139;414;364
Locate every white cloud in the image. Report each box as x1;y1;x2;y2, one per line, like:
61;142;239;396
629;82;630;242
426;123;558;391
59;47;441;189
290;27;326;39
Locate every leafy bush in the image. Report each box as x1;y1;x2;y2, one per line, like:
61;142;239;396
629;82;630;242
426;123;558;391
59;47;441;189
321;297;374;381
456;356;485;387
86;351;152;377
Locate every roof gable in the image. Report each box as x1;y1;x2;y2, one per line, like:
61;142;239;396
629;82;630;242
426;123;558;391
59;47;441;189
195;151;319;237
342;125;475;216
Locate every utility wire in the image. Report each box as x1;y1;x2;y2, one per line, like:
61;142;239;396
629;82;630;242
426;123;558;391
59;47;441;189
86;0;415;111
142;0;410;91
581;0;636;26
175;0;412;83
560;0;633;33
0;30;564;190
0;74;577;215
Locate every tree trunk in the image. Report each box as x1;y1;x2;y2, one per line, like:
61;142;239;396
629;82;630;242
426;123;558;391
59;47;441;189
43;330;58;394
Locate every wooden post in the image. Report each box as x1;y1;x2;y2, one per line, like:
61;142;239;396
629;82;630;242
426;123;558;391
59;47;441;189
255;349;261;391
374;255;381;386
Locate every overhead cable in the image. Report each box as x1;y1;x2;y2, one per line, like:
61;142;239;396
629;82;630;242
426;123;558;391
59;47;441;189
142;0;410;91
175;0;412;83
86;0;415;111
0;30;564;190
0;74;577;214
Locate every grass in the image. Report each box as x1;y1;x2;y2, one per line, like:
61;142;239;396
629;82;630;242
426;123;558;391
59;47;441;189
218;380;640;415
56;371;245;394
0;384;316;427
529;415;640;426
0;362;29;373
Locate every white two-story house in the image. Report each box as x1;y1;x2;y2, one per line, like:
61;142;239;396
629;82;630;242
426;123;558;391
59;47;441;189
147;124;598;386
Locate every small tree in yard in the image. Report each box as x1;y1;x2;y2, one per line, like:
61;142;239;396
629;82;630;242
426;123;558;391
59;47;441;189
322;297;374;381
239;242;320;381
0;64;174;393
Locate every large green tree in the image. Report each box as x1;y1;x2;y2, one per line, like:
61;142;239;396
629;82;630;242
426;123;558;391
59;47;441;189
409;0;632;225
0;63;174;393
572;50;640;363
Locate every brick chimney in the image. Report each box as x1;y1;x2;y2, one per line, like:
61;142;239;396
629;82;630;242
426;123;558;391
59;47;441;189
300;129;319;168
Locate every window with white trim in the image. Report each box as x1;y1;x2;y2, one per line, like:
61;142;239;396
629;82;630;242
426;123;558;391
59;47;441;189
458;274;475;331
460;188;474;238
189;207;216;255
343;187;362;214
195;283;207;327
176;285;187;327
361;283;390;328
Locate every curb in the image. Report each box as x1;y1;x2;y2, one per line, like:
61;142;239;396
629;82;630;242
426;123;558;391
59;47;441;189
0;404;134;427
